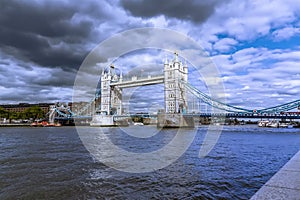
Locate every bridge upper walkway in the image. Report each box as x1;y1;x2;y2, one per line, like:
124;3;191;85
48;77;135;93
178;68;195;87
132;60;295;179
110;75;164;88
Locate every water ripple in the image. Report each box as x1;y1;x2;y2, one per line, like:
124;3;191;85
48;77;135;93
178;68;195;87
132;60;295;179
0;126;299;199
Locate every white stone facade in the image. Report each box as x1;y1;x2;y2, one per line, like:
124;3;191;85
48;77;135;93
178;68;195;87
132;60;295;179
164;52;188;113
100;65;122;115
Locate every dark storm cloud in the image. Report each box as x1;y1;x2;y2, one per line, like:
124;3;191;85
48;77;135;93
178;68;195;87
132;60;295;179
0;0;88;38
0;0;107;70
120;0;227;23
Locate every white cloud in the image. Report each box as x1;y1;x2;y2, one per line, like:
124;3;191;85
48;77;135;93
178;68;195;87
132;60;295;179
210;46;300;109
272;26;300;41
213;38;238;52
196;0;300;53
242;85;250;90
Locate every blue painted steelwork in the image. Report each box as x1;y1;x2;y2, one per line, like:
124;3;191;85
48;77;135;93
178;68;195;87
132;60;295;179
54;107;74;118
182;80;300;114
256;99;300;113
54;78;300;120
182;80;253;113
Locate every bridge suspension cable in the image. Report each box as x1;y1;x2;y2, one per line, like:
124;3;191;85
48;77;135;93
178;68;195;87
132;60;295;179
256;99;300;113
182;80;300;114
182;80;252;113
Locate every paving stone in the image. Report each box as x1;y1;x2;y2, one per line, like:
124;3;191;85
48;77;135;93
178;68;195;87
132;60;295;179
251;185;300;200
281;160;300;172
251;150;300;199
265;170;300;190
290;152;300;162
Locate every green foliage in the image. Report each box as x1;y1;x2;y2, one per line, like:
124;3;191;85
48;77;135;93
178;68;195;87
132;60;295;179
9;112;19;120
22;106;45;119
0;106;45;120
0;107;9;118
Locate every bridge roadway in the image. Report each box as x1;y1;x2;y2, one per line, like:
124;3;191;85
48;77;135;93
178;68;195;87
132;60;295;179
186;113;300;119
114;113;300;120
55;113;300;121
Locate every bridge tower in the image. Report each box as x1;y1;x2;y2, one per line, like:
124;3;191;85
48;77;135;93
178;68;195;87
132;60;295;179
100;65;122;115
164;51;188;113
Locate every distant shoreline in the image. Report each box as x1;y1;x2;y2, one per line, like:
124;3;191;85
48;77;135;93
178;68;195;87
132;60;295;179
0;123;31;127
0;123;86;127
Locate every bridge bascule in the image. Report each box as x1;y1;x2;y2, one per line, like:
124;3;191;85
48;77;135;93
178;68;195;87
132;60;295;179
51;52;300;125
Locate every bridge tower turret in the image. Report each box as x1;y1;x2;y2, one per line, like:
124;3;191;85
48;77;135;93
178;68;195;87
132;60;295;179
100;67;112;115
100;64;122;115
164;51;188;113
110;64;122;115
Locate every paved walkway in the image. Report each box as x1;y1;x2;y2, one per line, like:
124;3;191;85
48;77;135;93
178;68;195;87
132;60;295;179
251;150;300;200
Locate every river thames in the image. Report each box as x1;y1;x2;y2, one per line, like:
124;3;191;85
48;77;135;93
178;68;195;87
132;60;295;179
1;125;300;199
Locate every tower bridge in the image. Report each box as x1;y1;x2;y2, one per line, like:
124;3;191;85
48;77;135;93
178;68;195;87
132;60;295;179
51;51;300;126
96;52;188;119
92;51;189;127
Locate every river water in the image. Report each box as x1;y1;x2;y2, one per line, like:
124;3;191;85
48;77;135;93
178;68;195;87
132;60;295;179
0;125;299;199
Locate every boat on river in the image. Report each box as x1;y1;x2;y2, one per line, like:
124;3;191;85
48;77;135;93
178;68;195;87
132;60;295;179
30;121;62;127
266;120;279;128
133;122;144;126
258;120;294;128
258;120;269;127
43;122;62;127
30;122;43;127
258;120;280;128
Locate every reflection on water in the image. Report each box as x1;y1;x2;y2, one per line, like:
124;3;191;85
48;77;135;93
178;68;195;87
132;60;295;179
0;126;300;199
78;126;197;173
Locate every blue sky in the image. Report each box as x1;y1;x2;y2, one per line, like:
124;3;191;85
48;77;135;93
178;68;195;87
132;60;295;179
0;0;299;112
